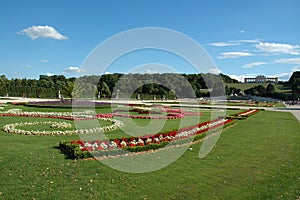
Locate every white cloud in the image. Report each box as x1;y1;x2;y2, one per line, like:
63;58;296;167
208;68;221;74
18;25;68;40
209;42;240;47
218;52;254;59
46;73;54;76
242;62;267;69
63;66;85;73
255;42;300;55
230;39;260;43
145;69;159;74
274;58;300;64
40;59;48;63
277;72;292;81
273;67;300;81
227;74;247;82
292;66;300;71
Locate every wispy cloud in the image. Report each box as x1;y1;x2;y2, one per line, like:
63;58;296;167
218;52;254;59
292;66;300;71
274;58;300;64
40;59;48;63
18;25;68;40
209;42;240;47
145;69;159;74
273;66;300;81
242;62;267;68
209;39;260;47
255;42;300;55
230;39;260;43
63;66;85;73
277;72;292;80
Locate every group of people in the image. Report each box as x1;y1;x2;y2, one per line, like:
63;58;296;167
285;101;300;106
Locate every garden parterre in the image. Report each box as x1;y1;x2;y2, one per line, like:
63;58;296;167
59;108;259;159
1;102;299;199
0;103;259;158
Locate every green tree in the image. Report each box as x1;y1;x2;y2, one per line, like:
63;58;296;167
266;84;275;95
100;82;111;98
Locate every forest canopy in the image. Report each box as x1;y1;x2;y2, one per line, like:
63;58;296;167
0;73;237;99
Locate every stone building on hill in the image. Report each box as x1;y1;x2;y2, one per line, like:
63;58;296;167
244;75;278;83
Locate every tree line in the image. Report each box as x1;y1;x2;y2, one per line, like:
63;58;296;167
0;73;237;99
243;71;300;100
1;72;299;100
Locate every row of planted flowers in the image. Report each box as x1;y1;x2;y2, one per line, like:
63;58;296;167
239;109;260;116
227;108;260;120
75;117;231;150
60;118;234;159
59;109;259;159
0;107;201;121
111;112;184;119
26;100;112;108
108;107;202;119
0;109;97;120
2;118;124;136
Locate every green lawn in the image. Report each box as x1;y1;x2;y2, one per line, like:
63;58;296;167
0;107;299;199
225;83;292;93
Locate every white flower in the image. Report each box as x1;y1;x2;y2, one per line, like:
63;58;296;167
100;143;108;149
110;141;117;148
120;140;127;147
146;138;152;144
130;139;137;145
137;138;144;145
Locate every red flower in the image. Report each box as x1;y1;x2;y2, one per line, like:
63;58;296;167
81;147;89;151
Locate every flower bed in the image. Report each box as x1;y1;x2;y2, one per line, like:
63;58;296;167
59;118;234;158
0;109;97;121
226;109;260;120
109;106;201;120
238;109;260;116
112;112;184;119
58;109;259;159
25;100;113;108
2;117;123;136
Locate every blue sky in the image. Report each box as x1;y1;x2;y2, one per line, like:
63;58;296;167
1;0;300;81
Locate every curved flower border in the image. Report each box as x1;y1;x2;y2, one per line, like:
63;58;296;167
2;118;123;136
0;109;96;120
71;117;231;151
109;107;202;119
59;109;259;159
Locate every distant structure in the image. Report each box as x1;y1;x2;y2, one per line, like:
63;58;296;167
244;75;278;83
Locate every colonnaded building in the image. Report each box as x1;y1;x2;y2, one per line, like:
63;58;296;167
244;75;278;83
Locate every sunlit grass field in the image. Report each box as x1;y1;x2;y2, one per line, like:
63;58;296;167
0;105;299;199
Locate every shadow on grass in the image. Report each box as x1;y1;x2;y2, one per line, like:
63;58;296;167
53;145;75;160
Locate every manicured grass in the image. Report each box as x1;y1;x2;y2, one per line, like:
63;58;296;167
0;107;299;199
225;83;292;94
274;102;286;107
225;101;282;107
